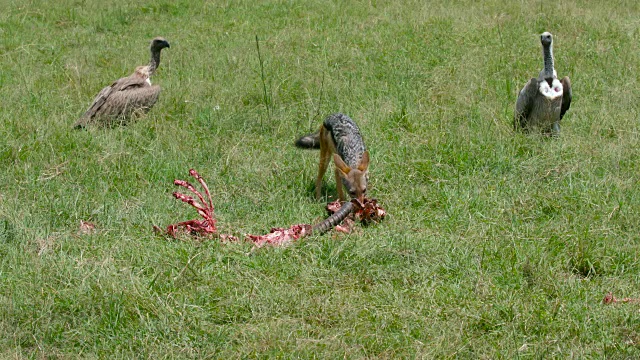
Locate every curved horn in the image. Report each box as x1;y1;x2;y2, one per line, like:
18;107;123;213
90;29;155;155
311;201;354;235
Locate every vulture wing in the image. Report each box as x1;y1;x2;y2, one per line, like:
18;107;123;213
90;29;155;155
74;84;114;128
560;76;572;120
102;84;161;122
74;75;154;128
514;78;538;130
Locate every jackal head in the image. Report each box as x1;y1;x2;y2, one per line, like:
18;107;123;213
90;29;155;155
333;151;370;203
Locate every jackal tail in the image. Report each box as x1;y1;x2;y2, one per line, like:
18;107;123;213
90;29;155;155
294;131;321;149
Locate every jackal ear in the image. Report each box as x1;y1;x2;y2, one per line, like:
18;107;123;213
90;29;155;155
357;151;370;172
333;154;351;175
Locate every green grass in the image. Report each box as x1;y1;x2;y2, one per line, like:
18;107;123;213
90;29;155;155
1;0;640;357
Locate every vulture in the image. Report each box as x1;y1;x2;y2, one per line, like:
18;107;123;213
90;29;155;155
514;32;572;135
74;37;170;128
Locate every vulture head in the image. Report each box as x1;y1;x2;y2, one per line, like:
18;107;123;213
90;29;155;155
146;37;170;76
150;37;171;51
540;32;553;47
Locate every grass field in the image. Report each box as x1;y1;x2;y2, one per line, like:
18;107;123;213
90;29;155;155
1;0;640;357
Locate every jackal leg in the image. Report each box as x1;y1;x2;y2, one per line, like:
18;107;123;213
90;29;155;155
334;168;345;201
316;138;332;200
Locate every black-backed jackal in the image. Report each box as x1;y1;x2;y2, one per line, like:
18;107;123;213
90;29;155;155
295;113;369;202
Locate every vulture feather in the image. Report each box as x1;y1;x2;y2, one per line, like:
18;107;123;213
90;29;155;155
75;37;170;128
514;32;572;135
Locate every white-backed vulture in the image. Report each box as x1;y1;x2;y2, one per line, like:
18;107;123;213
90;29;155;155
514;32;572;135
74;37;170;128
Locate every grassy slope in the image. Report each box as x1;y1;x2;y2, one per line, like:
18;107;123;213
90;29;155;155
1;0;639;357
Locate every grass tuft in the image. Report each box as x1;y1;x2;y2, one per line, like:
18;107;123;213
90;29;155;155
255;34;271;127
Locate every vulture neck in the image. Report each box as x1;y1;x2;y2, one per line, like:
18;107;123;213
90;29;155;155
147;48;162;76
542;42;555;80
